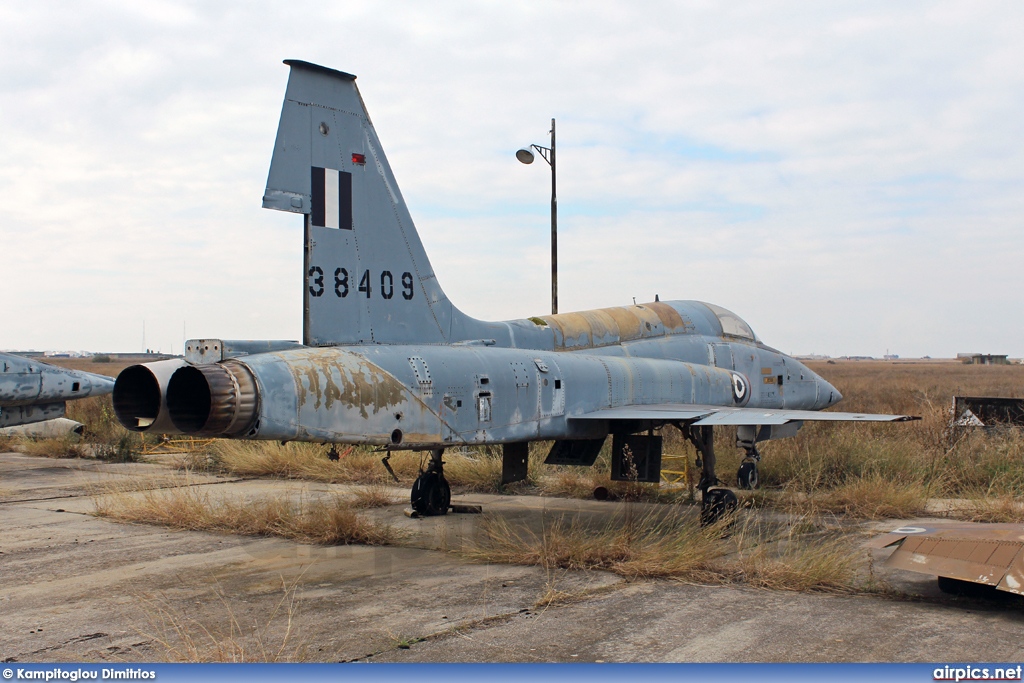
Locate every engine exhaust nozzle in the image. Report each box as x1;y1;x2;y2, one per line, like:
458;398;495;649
166;362;259;437
113;359;188;433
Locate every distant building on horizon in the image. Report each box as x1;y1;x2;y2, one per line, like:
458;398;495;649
957;353;1010;365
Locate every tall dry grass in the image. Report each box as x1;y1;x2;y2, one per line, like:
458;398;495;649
195;440;410;483
26;359;147;461
0;432;19;453
469;506;870;592
755;475;928;520
735;361;1024;517
1;394;147;461
15;434;89;459
962;494;1024;523
94;482;398;545
202;440;554;493
734;534;861;592
469;508;725;580
136;578;307;662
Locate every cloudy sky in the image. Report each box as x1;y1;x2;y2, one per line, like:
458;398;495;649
2;1;1022;357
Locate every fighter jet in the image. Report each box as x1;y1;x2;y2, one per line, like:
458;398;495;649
112;60;916;523
0;352;115;430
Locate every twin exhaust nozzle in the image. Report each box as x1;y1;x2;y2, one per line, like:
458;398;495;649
113;359;259;437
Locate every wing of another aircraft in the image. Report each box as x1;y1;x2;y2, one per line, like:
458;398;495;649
868;523;1024;595
570;404;919;425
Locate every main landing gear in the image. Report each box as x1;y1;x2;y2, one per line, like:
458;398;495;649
685;425;738;526
410;448;451;516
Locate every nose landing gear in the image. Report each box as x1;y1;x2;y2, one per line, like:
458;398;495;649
736;461;758;490
736;442;761;490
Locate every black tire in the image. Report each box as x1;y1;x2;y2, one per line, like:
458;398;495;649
700;488;738;526
411;470;451;516
737;461;758;490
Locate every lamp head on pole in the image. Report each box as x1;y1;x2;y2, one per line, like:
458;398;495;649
515;148;535;164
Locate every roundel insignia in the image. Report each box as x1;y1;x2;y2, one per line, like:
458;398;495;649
731;372;748;404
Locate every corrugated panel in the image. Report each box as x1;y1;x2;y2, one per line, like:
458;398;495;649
884;534;1024;590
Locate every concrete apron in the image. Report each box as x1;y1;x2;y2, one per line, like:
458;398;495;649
3;452;1024;663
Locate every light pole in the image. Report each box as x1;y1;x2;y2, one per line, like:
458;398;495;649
516;118;557;315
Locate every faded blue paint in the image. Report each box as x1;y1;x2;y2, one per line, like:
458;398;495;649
0;352;114;428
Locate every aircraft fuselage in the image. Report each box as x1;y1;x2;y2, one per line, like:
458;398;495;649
121;299;839;449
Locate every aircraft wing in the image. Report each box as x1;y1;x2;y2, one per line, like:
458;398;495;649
868;523;1024;595
569;404;918;425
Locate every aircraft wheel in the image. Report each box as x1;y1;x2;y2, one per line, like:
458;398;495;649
737;461;759;490
411;470;451;516
700;488;739;526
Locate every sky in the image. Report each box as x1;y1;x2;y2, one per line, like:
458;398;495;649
1;1;1022;358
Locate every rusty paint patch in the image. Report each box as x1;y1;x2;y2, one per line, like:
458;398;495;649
631;305;666;337
604;307;644;341
646;301;687;331
579;309;618;345
286;349;408;419
537;302;694;351
542;312;591;348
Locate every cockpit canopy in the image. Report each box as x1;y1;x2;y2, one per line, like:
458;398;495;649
703;302;759;342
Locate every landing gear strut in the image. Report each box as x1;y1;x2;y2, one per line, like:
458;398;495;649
684;425;738;526
736;441;761;490
410;448;450;516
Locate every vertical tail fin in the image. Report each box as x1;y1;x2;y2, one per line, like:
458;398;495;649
263;60;465;346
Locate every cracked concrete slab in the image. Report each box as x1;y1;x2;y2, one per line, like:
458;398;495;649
2;452;1022;663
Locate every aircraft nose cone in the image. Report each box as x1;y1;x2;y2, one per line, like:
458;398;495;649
89;372;116;396
814;376;841;409
824;380;841;406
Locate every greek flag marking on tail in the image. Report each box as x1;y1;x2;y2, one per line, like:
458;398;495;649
311;166;353;229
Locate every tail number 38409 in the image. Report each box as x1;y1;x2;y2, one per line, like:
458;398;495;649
307;267;414;300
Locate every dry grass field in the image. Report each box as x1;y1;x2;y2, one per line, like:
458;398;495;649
44;355;135;377
757;360;1024;519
